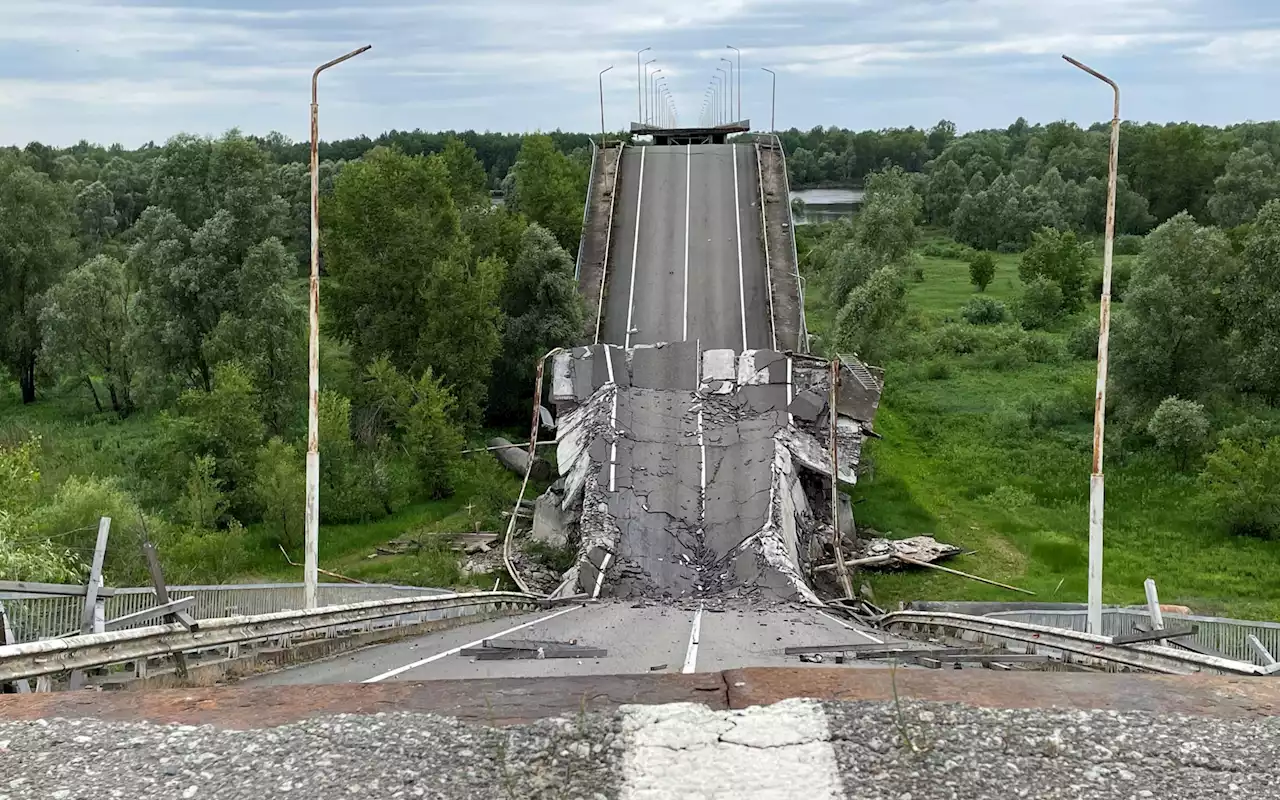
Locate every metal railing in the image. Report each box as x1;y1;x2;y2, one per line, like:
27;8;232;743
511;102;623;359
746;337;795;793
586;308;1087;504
984;608;1280;666
0;590;541;684
760;133;809;353
2;582;446;644
574;139;600;282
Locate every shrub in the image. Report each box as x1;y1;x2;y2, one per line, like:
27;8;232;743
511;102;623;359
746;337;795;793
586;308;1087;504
1017;277;1064;330
161;521;251;584
1090;259;1132;303
968;251;996;292
1020;331;1061;363
1021;388;1089;430
1067;317;1100;359
983;346;1029;372
176;454;229;530
920;240;974;259
989;402;1031;438
960;296;1007;325
1019;228;1091;312
255;438;305;549
910;264;925;283
1113;234;1144;256
1199;437;1280;539
982;485;1038;510
931;323;986;355
923;360;952;381
1148;397;1210;470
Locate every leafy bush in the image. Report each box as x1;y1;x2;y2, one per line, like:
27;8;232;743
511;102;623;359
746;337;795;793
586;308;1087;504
1199;437;1280;539
910;264;925;283
363;358;464;499
1016;277;1064;330
1067;317;1100;359
176;454;228;529
1090;259;1132;303
968;251;996;292
960;296;1007;325
989;402;1031;438
1020;331;1061;363
923;360;952;381
931;323;986;355
920;240;975;259
255;438;305;549
1148;397;1210;470
1113;234;1144;256
1021;387;1090;430
23;475;155;583
161;522;251;584
1019;228;1091;312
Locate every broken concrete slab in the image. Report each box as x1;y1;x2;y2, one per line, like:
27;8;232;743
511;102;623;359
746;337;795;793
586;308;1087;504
787;388;826;422
702;348;737;383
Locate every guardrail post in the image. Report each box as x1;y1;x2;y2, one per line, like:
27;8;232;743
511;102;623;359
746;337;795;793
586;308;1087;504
143;542;191;679
1144;578;1166;647
70;516;110;690
0;601;32;693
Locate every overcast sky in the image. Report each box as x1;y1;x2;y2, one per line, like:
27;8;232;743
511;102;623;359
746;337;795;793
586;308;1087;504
1;0;1277;148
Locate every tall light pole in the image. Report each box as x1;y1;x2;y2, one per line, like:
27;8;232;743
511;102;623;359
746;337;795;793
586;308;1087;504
306;44;371;610
1064;54;1120;636
655;77;668;127
726;45;741;121
716;67;728;124
598;65;613;144
635;47;650;124
653;73;665;126
711;78;721;125
721;57;734;123
761;67;776;132
643;59;657;125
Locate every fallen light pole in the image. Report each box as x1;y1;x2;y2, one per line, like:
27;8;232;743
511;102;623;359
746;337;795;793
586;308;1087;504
306;44;371;610
1064;53;1119;635
761;67;776;132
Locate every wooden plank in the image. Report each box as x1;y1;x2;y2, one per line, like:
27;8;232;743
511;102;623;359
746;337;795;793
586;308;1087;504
0;581;117;598
1112;626;1197;646
104;597;195;632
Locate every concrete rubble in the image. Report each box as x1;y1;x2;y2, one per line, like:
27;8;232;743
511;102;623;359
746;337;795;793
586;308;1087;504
539;343;883;604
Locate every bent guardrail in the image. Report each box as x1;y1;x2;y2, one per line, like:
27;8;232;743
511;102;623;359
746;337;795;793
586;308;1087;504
0;590;540;684
881;610;1274;676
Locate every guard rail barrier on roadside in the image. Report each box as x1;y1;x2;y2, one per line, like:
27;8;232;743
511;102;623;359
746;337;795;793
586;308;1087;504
0;590;540;684
881;610;1272;676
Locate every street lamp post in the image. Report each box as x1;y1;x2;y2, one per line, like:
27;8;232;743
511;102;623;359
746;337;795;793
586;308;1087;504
306;43;371;610
1063;54;1120;636
649;67;662;126
716;67;728;124
711;78;721;125
761;67;776;132
635;48;650;124
643;59;657;126
721;57;734;124
726;45;741;121
655;77;668;127
599;65;613;144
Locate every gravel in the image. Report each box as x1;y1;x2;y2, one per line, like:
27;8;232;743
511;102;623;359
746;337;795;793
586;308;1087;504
823;700;1280;800
2;700;1277;799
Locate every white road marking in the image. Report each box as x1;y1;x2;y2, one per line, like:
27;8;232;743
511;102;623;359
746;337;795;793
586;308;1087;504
815;609;883;644
624;146;647;349
592;551;614;599
786;356;794;426
682;142;691;341
361;605;582;683
681;602;704;673
607;345;619;492
732;143;748;352
619;699;844;800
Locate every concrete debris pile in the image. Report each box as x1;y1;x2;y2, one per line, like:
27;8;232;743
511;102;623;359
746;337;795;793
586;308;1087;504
857;535;963;568
540;343;883;604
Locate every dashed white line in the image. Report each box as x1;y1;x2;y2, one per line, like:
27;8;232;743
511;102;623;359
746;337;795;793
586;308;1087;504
592;551;614;599
682;602;705;673
815;609;883;645
682;142;692;342
732;143;748;352
786;356;794;427
607;345;619;492
362;605;583;682
624;146;647;349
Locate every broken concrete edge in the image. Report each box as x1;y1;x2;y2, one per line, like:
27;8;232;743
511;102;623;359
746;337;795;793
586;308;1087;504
54;607;524;693
5;669;1276;729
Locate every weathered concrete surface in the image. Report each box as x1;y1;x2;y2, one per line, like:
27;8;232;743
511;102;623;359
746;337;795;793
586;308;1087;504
577;142;623;342
757;139;803;352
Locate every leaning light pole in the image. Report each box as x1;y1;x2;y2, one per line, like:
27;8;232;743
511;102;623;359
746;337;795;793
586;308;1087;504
598;65;614;143
726;45;741;121
761;67;776;132
306;44;370;610
1064;54;1120;636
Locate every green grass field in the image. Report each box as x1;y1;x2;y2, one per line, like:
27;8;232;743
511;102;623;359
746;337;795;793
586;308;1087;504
819;248;1280;620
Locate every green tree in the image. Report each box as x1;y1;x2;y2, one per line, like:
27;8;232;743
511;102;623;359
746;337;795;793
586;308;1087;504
324;147;503;425
363;358;464;498
856;166;921;264
436;138;489;209
1208;144;1280;228
1200;436;1280;539
490;224;585;420
834;266;907;362
1016;277;1064;330
1228;200;1280;402
72;180;118;253
1147;396;1210;470
39;255;136;416
255;437;304;548
508;134;586;252
0;155;76;403
1112;213;1232;409
0;438;83;583
176;454;229;529
968;251;996;292
1018;228;1090;312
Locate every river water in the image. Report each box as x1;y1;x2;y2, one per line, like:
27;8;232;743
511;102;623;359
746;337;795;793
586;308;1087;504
788;188;864;225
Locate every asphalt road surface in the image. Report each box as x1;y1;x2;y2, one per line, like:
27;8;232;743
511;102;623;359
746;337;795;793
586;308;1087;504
241;602;888;685
601;144;770;352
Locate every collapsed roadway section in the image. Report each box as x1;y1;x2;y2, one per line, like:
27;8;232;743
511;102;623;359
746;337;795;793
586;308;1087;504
544;342;883;604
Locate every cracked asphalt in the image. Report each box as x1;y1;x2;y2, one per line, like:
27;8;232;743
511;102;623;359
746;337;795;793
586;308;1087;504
4;699;1274;799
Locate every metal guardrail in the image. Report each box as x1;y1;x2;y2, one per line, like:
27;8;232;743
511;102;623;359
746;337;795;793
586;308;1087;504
1;582;447;644
574;139;600;282
0;590;540;683
881;610;1271;676
760;133;809;353
984;608;1280;666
